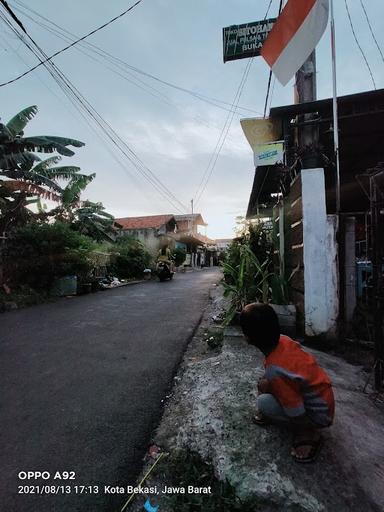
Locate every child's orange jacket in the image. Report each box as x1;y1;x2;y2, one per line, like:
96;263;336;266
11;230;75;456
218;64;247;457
264;335;335;426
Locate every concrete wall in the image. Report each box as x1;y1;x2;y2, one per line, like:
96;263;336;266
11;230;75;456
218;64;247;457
325;215;339;338
344;217;357;327
122;229;174;258
302;169;339;338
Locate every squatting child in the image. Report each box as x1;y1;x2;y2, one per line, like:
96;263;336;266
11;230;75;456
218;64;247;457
240;303;335;463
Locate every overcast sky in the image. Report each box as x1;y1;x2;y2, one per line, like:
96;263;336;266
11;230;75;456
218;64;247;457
1;0;384;238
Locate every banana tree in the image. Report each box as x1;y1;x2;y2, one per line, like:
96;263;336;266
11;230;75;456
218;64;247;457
49;172;96;223
0;106;88;233
222;244;273;326
0;105;84;159
73;201;118;242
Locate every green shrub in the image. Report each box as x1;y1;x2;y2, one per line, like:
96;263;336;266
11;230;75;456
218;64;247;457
172;247;187;267
155;450;266;511
4;222;95;290
110;235;151;279
0;285;48;312
222;244;272;325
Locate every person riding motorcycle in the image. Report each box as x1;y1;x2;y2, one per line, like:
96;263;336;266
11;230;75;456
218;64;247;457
156;245;174;280
157;245;172;264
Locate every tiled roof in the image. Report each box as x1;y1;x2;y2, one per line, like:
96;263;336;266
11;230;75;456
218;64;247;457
116;215;175;230
174;214;207;226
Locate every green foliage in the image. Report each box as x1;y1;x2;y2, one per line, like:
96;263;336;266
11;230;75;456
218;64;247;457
72;201;117;242
5;105;38;137
0;105;90;234
155;450;266;511
222;244;273;325
60;173;95;207
0;285;48;312
270;274;291;305
248;222;273;262
223;219;296;319
110;235;151;279
172;247;186;267
4;222;95;290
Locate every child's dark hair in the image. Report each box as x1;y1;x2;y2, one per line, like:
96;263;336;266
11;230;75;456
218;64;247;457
240;303;280;352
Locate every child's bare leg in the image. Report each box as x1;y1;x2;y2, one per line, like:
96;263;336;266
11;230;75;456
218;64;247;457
290;420;322;461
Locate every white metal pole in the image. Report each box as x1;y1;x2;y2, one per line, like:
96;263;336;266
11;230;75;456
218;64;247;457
330;0;341;215
330;0;342;333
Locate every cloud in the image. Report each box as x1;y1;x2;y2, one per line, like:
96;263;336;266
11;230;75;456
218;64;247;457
119;112;251;163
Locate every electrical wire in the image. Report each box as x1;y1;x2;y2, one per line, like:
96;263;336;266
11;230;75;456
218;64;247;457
359;0;384;65
263;71;273;118
9;3;249;145
263;0;283;118
267;75;276;112
0;20;147;200
265;0;274;19
10;0;262;117
193;0;276;207
0;6;189;213
0;0;144;87
344;0;377;90
194;60;253;207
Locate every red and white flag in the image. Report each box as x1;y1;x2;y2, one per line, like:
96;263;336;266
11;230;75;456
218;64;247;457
261;0;329;86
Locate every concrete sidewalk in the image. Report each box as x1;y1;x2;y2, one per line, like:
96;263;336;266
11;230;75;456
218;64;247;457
156;326;384;511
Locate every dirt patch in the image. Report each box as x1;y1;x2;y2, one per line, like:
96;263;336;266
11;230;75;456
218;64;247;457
125;283;383;512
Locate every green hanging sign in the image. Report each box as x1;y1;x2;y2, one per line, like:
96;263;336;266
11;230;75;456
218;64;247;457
223;18;277;63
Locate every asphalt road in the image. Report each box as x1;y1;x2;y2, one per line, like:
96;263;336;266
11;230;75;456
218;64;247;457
0;268;220;512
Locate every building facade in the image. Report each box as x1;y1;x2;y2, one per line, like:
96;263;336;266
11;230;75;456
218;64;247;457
115;215;177;258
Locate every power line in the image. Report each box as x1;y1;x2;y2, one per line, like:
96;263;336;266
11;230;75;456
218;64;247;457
0;10;187;215
267;75;276;112
263;71;273;118
193;0;277;207
0;5;189;213
0;0;144;87
14;9;180;109
263;0;283;118
264;0;274;19
344;0;376;90
10;0;262;117
9;3;252;146
359;0;384;65
0;0;24;30
194;59;253;207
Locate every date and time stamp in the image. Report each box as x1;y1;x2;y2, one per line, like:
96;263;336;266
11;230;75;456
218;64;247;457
17;471;97;495
16;471;212;497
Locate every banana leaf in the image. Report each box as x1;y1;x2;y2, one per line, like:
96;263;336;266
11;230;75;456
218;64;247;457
6;106;38;137
2;180;61;202
39;166;82;180
22;137;76;156
0;151;41;171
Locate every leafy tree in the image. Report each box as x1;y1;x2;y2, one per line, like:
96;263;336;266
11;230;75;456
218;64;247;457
72;201;118;242
4;222;95;290
172;247;186;267
222;244;272;325
110;235;151;279
0;106;90;233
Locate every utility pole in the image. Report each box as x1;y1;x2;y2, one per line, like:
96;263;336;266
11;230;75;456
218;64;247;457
330;0;341;217
294;51;320;168
191;199;194;215
370;169;384;390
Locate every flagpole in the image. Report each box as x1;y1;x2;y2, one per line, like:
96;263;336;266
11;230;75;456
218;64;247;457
330;0;341;216
330;0;342;334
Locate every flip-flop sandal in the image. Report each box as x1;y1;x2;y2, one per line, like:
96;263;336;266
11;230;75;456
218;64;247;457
291;436;324;463
252;413;270;426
